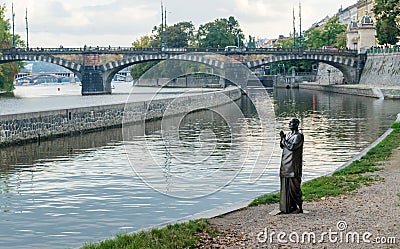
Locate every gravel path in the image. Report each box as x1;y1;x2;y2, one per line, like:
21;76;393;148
198;148;400;248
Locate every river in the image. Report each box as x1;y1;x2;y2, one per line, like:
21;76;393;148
0;83;399;248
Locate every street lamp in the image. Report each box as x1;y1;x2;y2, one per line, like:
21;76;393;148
25;8;29;49
11;3;15;48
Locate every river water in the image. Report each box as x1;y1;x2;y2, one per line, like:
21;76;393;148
0;83;399;249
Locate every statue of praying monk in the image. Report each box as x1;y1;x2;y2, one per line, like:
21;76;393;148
279;118;304;214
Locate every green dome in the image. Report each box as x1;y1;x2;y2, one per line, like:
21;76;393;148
360;15;374;26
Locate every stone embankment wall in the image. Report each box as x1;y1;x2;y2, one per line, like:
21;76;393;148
302;53;400;99
315;63;344;84
135;76;224;88
359;52;400;86
315;52;400;86
0;87;241;146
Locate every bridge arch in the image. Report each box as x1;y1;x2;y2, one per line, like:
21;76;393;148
246;53;360;84
101;53;228;86
0;54;81;76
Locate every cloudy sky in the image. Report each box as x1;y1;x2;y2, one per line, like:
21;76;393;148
3;0;356;48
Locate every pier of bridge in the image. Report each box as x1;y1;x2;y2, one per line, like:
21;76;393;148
0;47;364;95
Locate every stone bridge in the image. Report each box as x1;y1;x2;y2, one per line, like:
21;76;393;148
0;47;364;95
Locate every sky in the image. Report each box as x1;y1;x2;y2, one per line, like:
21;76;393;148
3;0;357;48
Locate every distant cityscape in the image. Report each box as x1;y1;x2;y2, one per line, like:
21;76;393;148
256;0;375;49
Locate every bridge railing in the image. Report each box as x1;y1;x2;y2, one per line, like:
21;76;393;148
0;46;359;56
367;46;400;54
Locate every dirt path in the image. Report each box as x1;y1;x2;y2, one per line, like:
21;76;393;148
199;148;400;248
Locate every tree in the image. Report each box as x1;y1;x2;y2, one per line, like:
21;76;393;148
301;18;346;49
132;35;155;48
130;22;197;79
274;37;295;48
165;21;195;48
130;16;245;79
150;21;195;48
131;35;157;79
0;4;24;91
197;16;244;48
303;28;325;48
374;0;400;45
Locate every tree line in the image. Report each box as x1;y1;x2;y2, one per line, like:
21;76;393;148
374;0;400;46
0;5;24;92
130;16;245;79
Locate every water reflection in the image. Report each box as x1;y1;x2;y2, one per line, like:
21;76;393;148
124;99;274;198
0;128;123;174
272;88;399;180
0;87;399;249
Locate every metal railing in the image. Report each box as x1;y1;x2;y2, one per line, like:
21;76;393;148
367;46;400;54
0;46;359;56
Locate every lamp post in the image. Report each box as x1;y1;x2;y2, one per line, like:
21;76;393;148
161;2;166;50
292;7;296;48
11;2;15;48
299;1;302;48
25;8;29;49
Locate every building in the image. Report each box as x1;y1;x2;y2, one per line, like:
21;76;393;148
256;38;278;48
346;13;376;52
356;0;375;21
345;0;377;52
337;4;358;25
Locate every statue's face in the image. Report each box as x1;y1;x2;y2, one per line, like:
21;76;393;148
289;120;299;129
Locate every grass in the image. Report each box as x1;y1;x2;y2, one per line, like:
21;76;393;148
81;122;400;248
249;123;400;207
80;219;217;249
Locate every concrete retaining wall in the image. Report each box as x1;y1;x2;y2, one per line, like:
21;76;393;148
360;52;400;86
0;87;241;146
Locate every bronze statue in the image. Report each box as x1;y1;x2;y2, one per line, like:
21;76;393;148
279;118;304;214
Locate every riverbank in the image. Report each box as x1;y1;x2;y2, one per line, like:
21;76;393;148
299;82;400;99
199;143;400;248
80;119;400;248
198;121;400;248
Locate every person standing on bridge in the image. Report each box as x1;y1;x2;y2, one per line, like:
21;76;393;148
279;118;304;214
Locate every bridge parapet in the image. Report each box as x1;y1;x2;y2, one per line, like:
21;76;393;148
0;47;359;56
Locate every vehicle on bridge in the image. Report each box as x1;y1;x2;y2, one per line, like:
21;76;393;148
224;46;240;52
322;46;339;52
